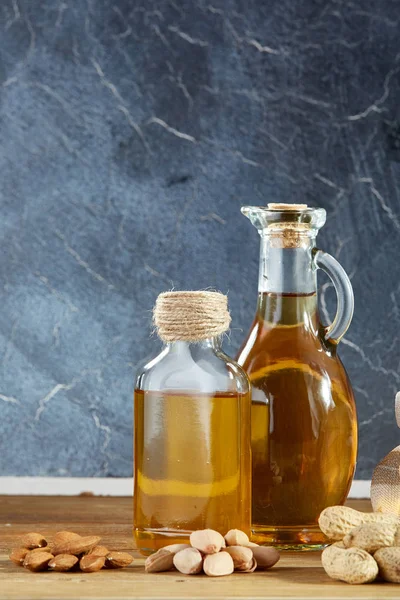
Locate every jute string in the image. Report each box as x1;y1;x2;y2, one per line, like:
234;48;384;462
371;392;400;514
153;291;231;343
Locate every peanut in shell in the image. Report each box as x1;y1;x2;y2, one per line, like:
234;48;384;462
318;506;400;541
321;543;378;584
374;547;400;583
343;523;398;553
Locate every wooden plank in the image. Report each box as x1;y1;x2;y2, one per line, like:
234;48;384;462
1;496;399;599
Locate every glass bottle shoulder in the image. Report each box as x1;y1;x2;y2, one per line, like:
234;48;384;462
135;340;249;395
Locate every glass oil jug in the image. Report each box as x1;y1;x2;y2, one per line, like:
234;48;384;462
236;204;357;550
134;291;252;555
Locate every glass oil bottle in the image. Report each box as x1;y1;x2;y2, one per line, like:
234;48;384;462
237;204;357;550
134;291;252;555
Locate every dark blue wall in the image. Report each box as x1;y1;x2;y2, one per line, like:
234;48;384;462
1;0;400;478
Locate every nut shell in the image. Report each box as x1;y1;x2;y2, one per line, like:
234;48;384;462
251;546;280;569
375;547;400;583
224;529;250;547
321;543;378;584
145;549;174;573
241;557;257;572
343;523;398;553
162;543;191;554
190;529;225;554
173;548;203;575
203;552;234;577
223;546;253;571
319;506;400;541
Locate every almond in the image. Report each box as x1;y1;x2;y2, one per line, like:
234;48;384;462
145;549;174;573
28;547;53;554
80;555;105;573
52;535;101;556
49;531;82;554
190;529;225;554
173;548;203;575
105;552;134;568
224;529;250;547
251;546;280;569
203;552;234;577
53;531;82;544
9;548;29;566
48;554;78;572
21;533;47;549
223;546;253;571
23;551;54;572
89;545;110;557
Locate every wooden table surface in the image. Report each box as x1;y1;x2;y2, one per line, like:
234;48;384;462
1;496;399;599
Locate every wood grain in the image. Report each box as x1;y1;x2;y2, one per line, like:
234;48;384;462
1;496;399;599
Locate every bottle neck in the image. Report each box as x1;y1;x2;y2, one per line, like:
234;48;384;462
167;338;222;353
257;234;318;326
258;235;317;294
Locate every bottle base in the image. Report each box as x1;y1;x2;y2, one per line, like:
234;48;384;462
251;524;328;551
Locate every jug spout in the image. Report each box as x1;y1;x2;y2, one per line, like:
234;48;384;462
241;203;327;240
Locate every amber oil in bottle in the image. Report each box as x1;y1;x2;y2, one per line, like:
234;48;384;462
134;388;251;554
238;291;357;549
134;291;252;555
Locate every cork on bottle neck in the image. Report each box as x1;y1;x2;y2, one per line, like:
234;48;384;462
266;203;313;248
267;203;308;211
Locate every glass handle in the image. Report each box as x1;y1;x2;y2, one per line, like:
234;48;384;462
314;249;354;344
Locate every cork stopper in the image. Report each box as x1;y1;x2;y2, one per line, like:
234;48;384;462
267;203;308;211
265;204;312;248
153;291;231;343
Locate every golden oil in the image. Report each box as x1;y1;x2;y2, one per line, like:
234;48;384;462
134;389;251;554
237;292;357;549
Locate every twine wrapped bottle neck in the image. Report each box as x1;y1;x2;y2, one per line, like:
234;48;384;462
153;291;231;343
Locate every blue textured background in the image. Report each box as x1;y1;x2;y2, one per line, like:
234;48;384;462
1;0;400;479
